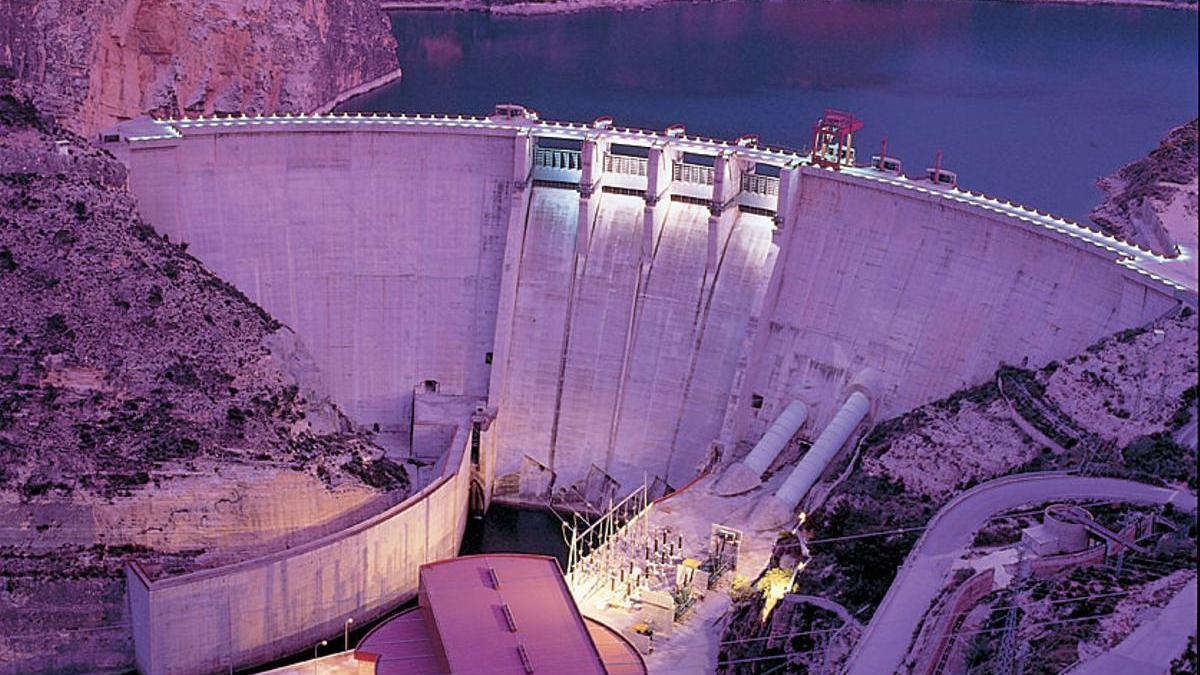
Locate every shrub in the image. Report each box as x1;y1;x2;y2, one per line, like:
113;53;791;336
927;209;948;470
1123;433;1197;490
45;313;69;334
0;93;41;128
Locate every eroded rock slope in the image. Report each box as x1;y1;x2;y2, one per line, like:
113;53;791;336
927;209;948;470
0;0;398;135
0;80;409;674
1092;119;1198;256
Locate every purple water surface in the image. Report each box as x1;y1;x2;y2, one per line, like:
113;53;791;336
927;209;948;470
345;1;1199;220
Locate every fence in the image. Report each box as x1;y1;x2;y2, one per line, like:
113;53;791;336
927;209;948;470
672;162;715;185
740;173;780;196
534;147;582;170
604;153;649;177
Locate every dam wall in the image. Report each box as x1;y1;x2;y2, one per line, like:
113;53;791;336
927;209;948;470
104;113;1195;674
120;125;515;451
732;166;1181;440
488;187;774;491
109;113;1193;495
125;422;475;675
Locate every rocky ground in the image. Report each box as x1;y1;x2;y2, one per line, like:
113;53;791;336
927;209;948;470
0;79;413;673
1092;119;1199;255
716;307;1197;671
965;539;1196;673
0;0;399;136
954;501;1197;673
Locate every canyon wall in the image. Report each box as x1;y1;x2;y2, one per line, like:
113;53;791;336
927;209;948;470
0;0;399;135
0;82;411;674
1091;119;1198;257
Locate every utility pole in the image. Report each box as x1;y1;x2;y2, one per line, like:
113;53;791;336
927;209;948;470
995;545;1031;675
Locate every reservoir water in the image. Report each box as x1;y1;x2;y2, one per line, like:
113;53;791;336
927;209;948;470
346;0;1198;220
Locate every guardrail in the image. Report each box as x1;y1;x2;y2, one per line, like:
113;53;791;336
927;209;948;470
604;153;649;176
673;161;715;186
534;147;582;170
740;173;779;196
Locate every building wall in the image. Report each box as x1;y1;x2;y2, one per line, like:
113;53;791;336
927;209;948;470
125;424;474;675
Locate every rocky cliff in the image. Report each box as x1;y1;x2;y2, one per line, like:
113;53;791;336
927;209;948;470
0;0;399;135
0;79;411;673
1091;119;1198;256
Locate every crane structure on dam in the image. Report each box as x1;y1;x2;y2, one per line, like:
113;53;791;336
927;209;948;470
811;108;864;170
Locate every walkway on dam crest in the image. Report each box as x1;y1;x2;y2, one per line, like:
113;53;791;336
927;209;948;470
844;473;1197;675
110;112;1198;300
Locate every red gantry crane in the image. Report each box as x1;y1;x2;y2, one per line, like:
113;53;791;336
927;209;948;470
811;109;863;170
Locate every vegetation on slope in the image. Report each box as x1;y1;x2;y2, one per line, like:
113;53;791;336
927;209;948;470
718;308;1197;671
1092;118;1199;247
965;507;1195;674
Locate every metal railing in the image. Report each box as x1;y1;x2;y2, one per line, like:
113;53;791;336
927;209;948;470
604;153;648;176
672;161;715;185
534;147;582;170
741;173;780;196
563;483;653;603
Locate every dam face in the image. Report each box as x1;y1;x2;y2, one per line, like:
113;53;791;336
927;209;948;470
125;129;515;454
109;112;1187;497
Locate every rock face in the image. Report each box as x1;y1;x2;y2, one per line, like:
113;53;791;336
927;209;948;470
863;309;1197;501
1091;119;1199;256
0;80;410;673
0;0;398;135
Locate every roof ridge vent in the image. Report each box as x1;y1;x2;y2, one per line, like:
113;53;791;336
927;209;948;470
516;643;534;674
501;603;518;632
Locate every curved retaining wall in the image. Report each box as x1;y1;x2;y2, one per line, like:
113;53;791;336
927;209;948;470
124;423;473;675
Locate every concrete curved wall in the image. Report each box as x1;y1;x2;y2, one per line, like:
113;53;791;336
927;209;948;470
125;423;473;675
731;167;1179;441
125;127;515;451
111;114;1189;495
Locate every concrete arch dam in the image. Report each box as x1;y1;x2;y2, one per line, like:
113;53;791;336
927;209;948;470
108;111;1194;497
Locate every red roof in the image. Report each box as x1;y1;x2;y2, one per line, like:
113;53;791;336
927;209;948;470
357;554;643;675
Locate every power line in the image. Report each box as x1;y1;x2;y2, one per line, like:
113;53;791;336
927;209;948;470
712;587;1149;650
774;500;1126;549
